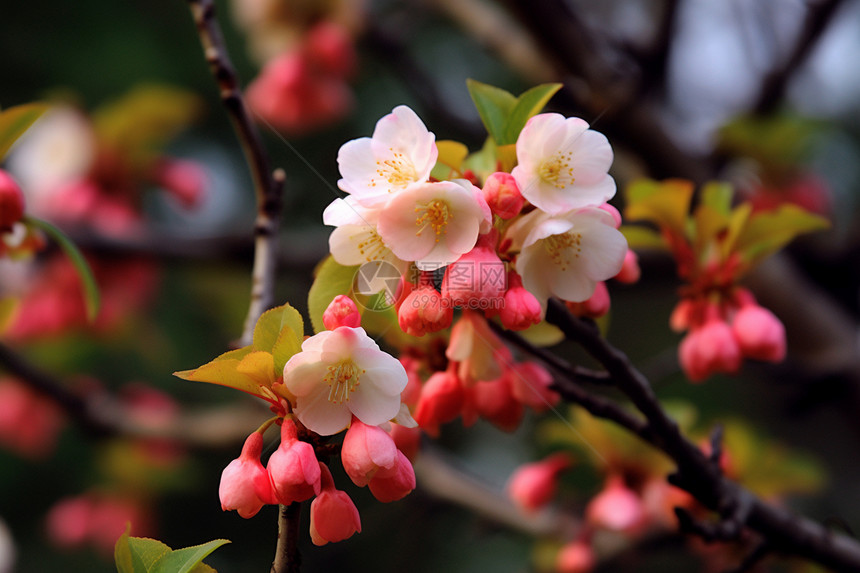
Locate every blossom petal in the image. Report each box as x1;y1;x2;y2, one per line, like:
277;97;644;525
348;383;402;426
296;385;353;435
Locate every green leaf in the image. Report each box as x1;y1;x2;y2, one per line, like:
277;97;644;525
462;137;499;184
0;103;49;160
735;204;829;266
150;539;229;573
624;178;694;237
431;140;469;180
501;83;562;144
466;79;517;144
24;216;100;322
272;325;302;375
115;525;135;573
620;225;666;250
307;255;359;334
252;303;304;354
174;348;274;399
699;181;734;217
128;537;173;571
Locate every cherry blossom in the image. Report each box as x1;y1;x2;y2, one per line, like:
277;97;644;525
323;195;409;275
283;326;408;435
337;105;437;208
509;207;627;304
376;179;490;270
512;113;615;215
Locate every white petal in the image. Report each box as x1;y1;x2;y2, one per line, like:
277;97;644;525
353;348;408;395
296;386;353;435
348;384;402;427
283;355;329;397
393;403;418;428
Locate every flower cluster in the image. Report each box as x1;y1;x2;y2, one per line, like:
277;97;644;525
318;102;636;441
623;179;827;382
183;296;416;545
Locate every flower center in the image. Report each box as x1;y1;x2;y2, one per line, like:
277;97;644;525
324;360;364;404
538;151;575;189
543;231;582;271
373;148;418;189
355;228;391;262
414;199;451;242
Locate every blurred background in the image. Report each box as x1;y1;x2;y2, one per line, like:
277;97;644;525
1;0;860;571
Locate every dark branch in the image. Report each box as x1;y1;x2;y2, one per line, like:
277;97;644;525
543;300;860;571
753;0;848;115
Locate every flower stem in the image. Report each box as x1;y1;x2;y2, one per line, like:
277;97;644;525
271;503;302;573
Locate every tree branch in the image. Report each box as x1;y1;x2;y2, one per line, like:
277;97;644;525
542;300;860;571
753;0;848;115
271;502;302;573
186;0;285;346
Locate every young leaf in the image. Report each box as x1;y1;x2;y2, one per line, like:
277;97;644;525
624;179;694;237
0;297;18;333
0;102;49;160
619;225;666;250
735;204;829;266
699;181;734;217
501;83;562;145
174;348;274;399
149;539;230;573
432;140;469;178
466;79;517;144
252;304;304;354
128;537;173;571
307;255;359;334
24;216;100;322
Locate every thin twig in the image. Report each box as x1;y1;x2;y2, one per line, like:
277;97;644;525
186;0;285;346
0;341;266;447
753;0;847;114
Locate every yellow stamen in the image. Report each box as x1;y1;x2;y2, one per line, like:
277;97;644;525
323;360;365;404
355;229;390;262
538;151;575;188
543;232;582;271
371;148;418;189
414;199;451;243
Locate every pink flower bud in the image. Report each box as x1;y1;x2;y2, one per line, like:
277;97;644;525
499;271;542;331
323;295;362;330
599;203;622;228
567;281;610;318
389;423;422;461
731;303;786;362
556;540;596;573
0;170;25;231
679;317;742;382
413;370;464;437
470;374;523;432
508;361;559;412
398;282;453;336
441;233;506;309
341;418;398;487
614;249;641;284
585;475;644;533
151;159;207;209
219;432;272;518
481;172;524;219
310;463;361;546
304;22;356;78
368;450;416;502
669;298;695;332
267;419;321;505
506;452;573;513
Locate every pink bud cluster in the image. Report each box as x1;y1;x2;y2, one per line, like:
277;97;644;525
218;416;416;545
401;311;560;437
673;288;786;382
246;21;356;134
506;453;695;572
